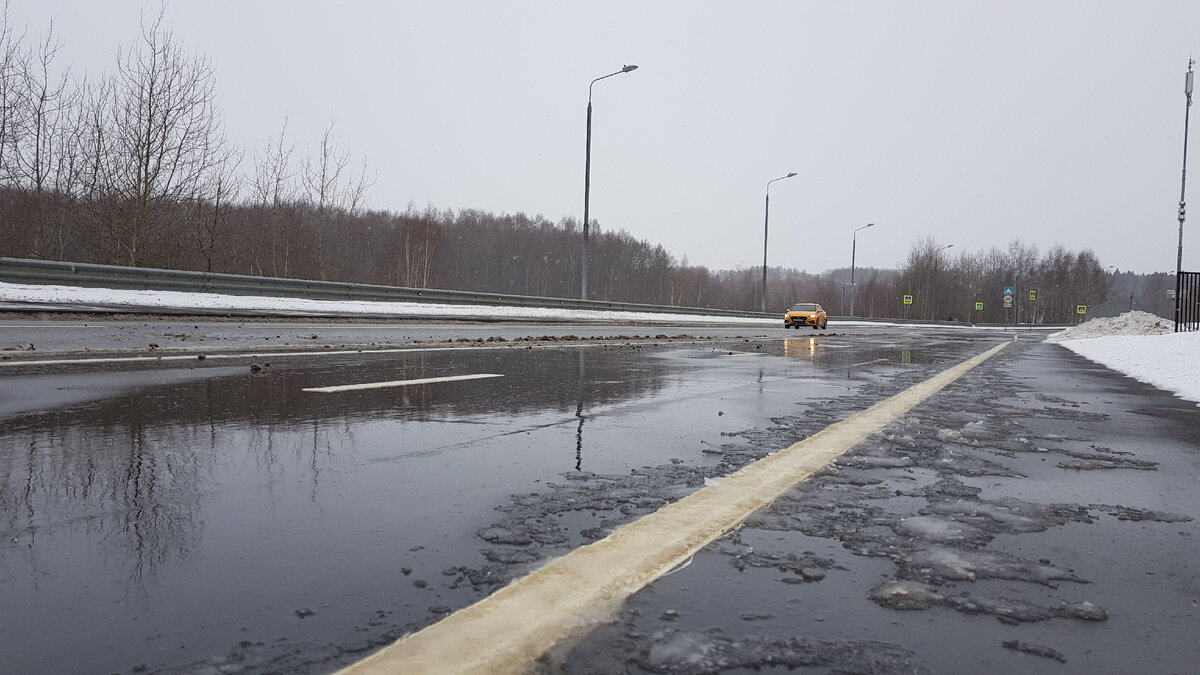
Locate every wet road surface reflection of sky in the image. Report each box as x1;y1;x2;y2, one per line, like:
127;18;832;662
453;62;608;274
0;336;966;674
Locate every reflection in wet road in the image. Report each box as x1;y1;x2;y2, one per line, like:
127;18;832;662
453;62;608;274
0;333;1024;673
343;343;1011;674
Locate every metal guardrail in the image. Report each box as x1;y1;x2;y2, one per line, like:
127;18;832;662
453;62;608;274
0;257;776;320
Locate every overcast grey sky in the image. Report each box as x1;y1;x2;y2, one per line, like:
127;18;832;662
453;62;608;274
10;1;1200;274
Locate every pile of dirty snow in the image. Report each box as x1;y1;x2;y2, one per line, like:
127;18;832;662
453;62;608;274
1046;311;1200;405
1044;310;1172;342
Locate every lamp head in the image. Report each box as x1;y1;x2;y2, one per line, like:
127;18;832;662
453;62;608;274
786;172;797;177
622;65;639;73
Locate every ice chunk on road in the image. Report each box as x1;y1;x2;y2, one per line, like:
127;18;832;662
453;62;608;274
895;515;984;543
871;580;1109;622
835;455;914;469
906;546;1081;585
926;500;1039;529
868;580;944;609
935;428;964;443
645;630;716;670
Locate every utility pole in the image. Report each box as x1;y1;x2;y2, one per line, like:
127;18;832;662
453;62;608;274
1176;58;1194;331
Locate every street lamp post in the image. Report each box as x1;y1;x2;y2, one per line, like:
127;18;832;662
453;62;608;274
582;64;638;300
849;222;874;317
1175;58;1194;331
761;172;797;312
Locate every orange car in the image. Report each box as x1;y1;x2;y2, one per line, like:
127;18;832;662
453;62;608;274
784;302;827;329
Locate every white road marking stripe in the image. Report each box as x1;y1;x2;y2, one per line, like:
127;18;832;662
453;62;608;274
338;341;1010;675
303;373;504;393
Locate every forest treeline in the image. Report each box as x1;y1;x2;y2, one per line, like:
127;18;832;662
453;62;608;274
0;9;1172;322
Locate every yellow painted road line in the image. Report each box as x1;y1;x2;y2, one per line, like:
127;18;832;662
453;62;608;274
303;373;505;393
338;341;1010;675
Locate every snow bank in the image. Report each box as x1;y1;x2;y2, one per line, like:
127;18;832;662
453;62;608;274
1044;310;1172;342
1047;311;1200;405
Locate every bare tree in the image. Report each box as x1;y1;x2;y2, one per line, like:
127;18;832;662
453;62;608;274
95;8;225;267
297;119;375;279
0;1;26;187
247;118;296;275
301;119;349;214
251;116;295;208
190;140;241;272
74;76;111;201
342;155;373;216
10;24;77;258
900;237;955;320
392;205;441;288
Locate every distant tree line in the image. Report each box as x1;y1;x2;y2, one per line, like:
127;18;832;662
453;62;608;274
892;238;1145;324
0;9;1171;322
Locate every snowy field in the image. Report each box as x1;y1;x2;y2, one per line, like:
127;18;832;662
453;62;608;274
1047;311;1200;405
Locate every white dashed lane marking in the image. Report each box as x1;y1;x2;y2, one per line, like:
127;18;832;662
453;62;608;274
302;373;504;393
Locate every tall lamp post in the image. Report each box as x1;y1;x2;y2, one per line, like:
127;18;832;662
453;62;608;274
849;222;874;316
582;64;638;300
761;172;797;312
1175;58;1194;331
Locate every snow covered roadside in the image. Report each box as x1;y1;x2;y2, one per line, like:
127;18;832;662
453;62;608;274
0;282;1073;331
0;281;778;326
1046;311;1200;405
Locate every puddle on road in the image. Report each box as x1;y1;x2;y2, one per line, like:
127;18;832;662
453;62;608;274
2;337;935;674
3;333;1053;674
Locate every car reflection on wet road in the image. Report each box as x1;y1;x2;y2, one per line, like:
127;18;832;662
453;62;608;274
1;330;1196;674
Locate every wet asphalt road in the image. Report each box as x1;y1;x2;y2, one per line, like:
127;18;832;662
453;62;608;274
0;319;1196;674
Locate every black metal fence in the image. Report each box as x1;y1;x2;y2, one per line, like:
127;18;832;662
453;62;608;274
1177;271;1200;332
